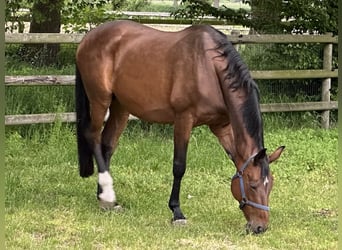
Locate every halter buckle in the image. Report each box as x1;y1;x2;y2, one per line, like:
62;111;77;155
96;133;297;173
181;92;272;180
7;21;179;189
239;198;247;210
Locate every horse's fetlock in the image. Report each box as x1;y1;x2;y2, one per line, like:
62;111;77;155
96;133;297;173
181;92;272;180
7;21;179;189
98;171;116;203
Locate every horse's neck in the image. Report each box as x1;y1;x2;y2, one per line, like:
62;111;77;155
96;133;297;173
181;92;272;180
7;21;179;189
212;52;264;162
225;90;263;163
231;118;258;160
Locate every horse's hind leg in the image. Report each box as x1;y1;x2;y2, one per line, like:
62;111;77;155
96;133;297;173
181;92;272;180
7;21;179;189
86;97;113;204
97;98;129;209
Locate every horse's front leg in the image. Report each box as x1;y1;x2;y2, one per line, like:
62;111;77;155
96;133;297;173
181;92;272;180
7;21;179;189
168;115;193;224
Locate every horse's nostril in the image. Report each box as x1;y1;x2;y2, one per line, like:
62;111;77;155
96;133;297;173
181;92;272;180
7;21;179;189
246;223;267;234
256;226;266;234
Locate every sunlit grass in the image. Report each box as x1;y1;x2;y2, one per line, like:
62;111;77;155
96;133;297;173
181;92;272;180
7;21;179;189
5;122;337;249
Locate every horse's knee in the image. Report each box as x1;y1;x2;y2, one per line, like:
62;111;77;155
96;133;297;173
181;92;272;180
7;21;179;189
173;160;186;178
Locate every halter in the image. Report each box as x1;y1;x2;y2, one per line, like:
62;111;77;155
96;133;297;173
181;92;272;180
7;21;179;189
231;154;270;211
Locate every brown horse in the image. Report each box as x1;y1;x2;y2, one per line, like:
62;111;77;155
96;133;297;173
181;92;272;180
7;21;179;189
75;20;285;234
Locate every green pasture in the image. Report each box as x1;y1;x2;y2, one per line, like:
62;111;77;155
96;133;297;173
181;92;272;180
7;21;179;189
5;122;337;249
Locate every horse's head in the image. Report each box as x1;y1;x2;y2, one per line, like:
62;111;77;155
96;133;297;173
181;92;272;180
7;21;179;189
231;146;285;234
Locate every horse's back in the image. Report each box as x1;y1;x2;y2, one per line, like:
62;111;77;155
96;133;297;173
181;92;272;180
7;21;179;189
76;21;228;125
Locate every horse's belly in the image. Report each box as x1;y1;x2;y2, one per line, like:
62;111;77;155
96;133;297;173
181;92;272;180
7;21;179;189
132;108;175;124
115;91;175;124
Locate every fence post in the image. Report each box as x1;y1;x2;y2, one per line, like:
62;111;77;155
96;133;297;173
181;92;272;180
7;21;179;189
321;38;333;129
231;30;240;51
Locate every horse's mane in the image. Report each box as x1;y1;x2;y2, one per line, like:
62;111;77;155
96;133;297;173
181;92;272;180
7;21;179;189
207;28;256;92
208;27;268;175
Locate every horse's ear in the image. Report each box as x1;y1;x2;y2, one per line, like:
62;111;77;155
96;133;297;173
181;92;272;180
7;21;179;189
253;148;267;165
268;146;285;164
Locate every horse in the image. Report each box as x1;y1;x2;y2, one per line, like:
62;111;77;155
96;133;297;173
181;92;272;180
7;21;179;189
75;20;285;234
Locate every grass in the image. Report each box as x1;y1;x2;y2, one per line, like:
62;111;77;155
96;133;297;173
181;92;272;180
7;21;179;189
5;122;337;249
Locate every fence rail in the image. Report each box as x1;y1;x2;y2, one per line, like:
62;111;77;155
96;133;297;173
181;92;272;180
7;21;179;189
4;69;338;86
4;101;338;126
5;33;338;44
5;31;338;127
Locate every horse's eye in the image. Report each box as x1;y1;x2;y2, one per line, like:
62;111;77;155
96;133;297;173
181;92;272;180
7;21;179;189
250;182;258;190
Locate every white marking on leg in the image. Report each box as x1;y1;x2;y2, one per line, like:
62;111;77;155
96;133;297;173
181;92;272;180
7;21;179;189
98;171;116;203
263;176;269;186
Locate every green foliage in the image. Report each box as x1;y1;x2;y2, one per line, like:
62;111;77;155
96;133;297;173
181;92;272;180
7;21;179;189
246;0;283;34
177;0;338;35
30;0;63;25
5;86;75;115
283;0;338;35
119;0;151;11
139;2;177;12
6;0;129;33
5;44;76;70
241;43;323;71
238;42;338;125
173;0;250;25
62;0;112;33
5;0;30;32
62;0;151;33
6;0;64;33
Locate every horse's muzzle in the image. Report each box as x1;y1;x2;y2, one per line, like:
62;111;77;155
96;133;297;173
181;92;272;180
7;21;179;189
246;222;268;234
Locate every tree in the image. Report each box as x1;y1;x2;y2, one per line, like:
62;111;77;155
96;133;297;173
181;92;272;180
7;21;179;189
29;0;63;34
6;0;64;66
5;0;113;65
25;0;63;66
248;0;283;34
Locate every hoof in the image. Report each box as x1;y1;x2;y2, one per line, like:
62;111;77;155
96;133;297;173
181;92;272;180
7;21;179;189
99;200;123;212
113;204;124;213
172;219;187;226
99;200;115;210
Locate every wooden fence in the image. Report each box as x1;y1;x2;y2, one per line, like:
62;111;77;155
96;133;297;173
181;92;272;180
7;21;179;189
4;31;338;128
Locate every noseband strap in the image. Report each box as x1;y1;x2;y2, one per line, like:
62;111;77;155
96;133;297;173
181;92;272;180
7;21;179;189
232;154;270;212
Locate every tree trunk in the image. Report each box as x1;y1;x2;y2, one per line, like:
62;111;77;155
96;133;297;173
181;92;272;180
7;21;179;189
250;0;282;34
24;0;63;66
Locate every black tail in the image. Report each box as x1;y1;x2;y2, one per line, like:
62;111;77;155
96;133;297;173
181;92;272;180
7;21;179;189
75;65;94;177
